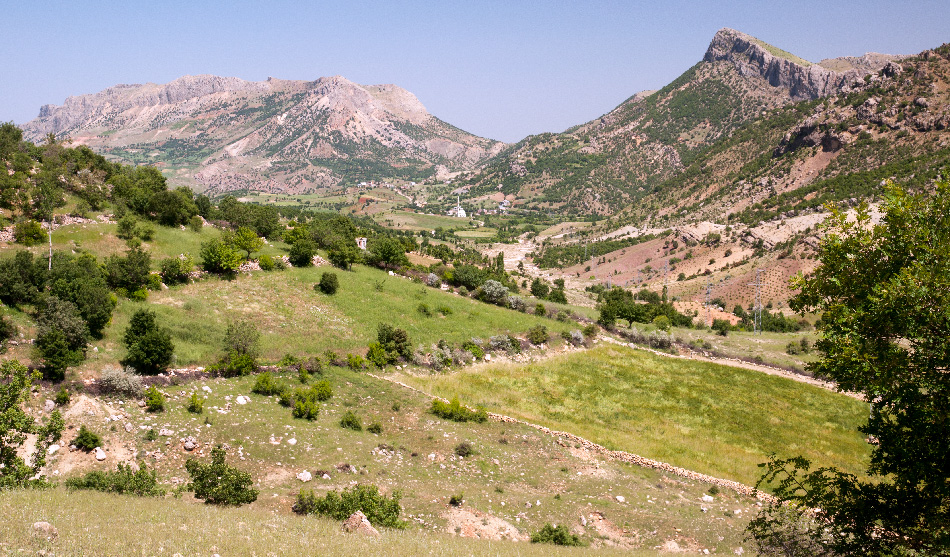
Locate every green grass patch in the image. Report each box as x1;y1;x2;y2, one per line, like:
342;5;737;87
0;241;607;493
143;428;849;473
400;343;870;487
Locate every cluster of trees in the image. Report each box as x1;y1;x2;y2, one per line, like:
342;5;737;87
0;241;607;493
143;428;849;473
595;287;693;329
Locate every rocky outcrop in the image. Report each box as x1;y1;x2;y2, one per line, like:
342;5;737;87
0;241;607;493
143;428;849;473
704;28;893;100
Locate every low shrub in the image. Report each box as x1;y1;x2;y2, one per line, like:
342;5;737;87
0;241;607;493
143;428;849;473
461;341;484;360
340;411;362;431
13;220;46;246
312;380;332;401
98;366;145;397
416;302;432;316
449;493;464;507
257;254;275;271
73;425;103;452
317;272;339;295
251;372;286;396
144;386;165;412
430;396;487;423
209;352;257;377
54;386;71;406
531;523;585;546
367;422;383;435
436;305;453;316
65;462;165;497
186;393;204;414
534;303;546;317
293;484;406;528
526;325;548;345
346;353;366;371
454;442;475;458
159;255;193;285
185;445;258;506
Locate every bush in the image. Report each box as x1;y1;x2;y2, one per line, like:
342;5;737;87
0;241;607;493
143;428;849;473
223;321;260;360
293;484;406;528
252;372;286;396
480;280;509;305
436;304;453;316
65;462;165;497
292;397;320;421
209;352;257;378
449;493;464;507
317;271;339;294
652;315;671;331
288;239;316;267
312;380;333;401
159;255;193;285
712;319;731;336
121;309;174;375
583;323;599;339
54;386;70;406
454;442;475;458
257;254;275;271
488;335;513;352
430;396;487;423
367;422;383;435
416;302;432;316
461;341;484;360
526;325;548;345
531;523;584;546
98;366;145;397
534;303;546;317
13;220;45;246
188;215;203;232
72;425;103;452
200;237;241;275
340;411;362;431
187;393;204;414
346;353;366;370
144;386;165;412
185;445;258;506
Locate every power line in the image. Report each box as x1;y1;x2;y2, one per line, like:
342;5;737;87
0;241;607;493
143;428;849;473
747;268;765;335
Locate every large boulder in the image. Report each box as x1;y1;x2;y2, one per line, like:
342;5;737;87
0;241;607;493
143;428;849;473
341;511;380;537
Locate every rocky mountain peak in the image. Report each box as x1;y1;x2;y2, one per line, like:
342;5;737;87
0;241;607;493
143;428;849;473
704;28;893;100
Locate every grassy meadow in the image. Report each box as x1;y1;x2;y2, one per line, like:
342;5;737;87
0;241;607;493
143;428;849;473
397;342;870;487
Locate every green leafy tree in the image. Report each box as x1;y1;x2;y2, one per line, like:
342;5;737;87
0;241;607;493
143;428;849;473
185;445;258;506
327;241;361;270
0;361;64;488
105;246;152;293
530;278;550;299
231;227;264;261
288;238;316;267
121;309;174;375
35;296;89;380
200;237;241;275
367;237;409;269
749;181;950;555
318;271;339;294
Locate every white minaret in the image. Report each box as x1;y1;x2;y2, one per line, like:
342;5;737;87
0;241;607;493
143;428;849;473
456;195;466;218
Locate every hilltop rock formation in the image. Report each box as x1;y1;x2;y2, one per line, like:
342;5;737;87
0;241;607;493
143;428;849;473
704;28;897;100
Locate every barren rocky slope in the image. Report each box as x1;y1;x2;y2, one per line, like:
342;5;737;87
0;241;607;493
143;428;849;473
23;75;505;195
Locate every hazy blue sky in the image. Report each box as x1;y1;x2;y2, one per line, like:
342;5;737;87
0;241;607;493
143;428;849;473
4;1;948;142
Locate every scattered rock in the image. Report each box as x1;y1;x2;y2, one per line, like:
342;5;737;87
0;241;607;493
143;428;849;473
702;494;715;503
94;447;107;461
44;399;55;413
322;473;331;480
159;428;174;437
202;386;212;393
124;422;134;433
296;470;312;482
32;521;57;540
236;395;248;405
342;511;379;537
287;438;297;446
183;439;196;451
615;495;626;503
47;444;60;455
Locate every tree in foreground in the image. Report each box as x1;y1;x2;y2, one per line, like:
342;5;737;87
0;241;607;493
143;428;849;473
748;181;950;555
185;445;258;505
0;361;64;488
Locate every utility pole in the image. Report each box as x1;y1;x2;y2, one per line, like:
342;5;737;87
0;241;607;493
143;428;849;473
748;268;764;335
